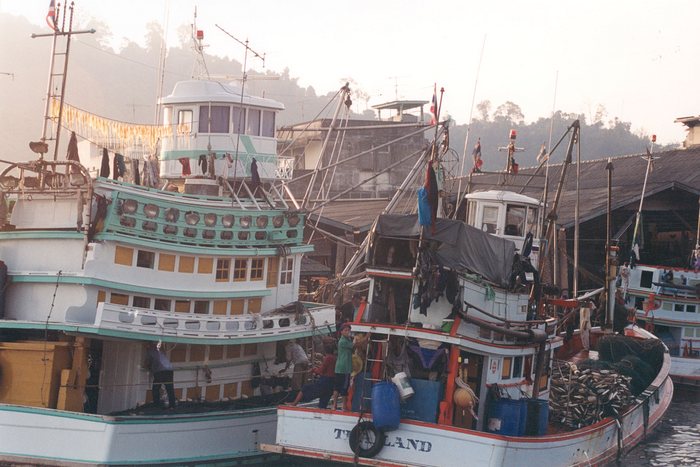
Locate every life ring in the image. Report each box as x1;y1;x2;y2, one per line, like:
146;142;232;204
349;421;386;458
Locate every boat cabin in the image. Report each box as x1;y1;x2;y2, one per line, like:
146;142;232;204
158;80;287;182
462;190;542;264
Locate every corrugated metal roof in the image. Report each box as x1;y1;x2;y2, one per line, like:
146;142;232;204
310;147;700;232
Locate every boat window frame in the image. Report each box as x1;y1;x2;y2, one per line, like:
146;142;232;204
246;108;261;136
198;104;231;134
480;204;500;234
505;204;526;237
177;109;193;134
261;109;275;137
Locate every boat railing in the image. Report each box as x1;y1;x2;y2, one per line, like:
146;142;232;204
276;156;294;180
94;301;335;340
0;158;93;195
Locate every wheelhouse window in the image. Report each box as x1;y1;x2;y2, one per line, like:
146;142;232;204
199;105;230;133
526;206;538;235
132;296;151;308
481;206;499;234
261;110;275;137
232;106;245;134
246;108;261;136
178;109;193;133
505;205;526;237
154;299;171;311
466;200;477;227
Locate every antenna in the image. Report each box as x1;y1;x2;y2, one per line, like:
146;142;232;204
214;24;266;181
191;8;211;79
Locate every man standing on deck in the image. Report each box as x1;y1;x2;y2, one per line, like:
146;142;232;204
145;341;177;409
280;339;310;390
340;293;362;322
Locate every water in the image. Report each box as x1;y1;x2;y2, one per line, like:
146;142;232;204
273;387;700;467
613;386;700;467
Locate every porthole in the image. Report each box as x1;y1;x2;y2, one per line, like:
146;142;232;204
287;230;298;238
256;216;268;228
122;199;138;214
255;231;267;240
238;231;249;240
142;221;157;232
226;321;239;331
144;203;159;218
206;321;220;331
287;213;300;227
203;230;215;239
185;211;200;225
272;215;284;228
165;208;180;222
222;214;234;227
120;216;136;228
220;231;233;240
240;216;251;228
204;213;217;226
163;225;178;235
184;227;197;238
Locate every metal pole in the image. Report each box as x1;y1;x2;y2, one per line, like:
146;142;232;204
604;158;613;328
573;127;580;297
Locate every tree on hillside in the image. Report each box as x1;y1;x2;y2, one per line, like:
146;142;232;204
476;100;491;122
494;101;524;124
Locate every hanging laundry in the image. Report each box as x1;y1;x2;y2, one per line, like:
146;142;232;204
100;148;110;178
179;158;191;176
198;154;207;174
66;131;80;174
207;154;216;177
471;138;483;173
114;153;126;180
132;159;141;185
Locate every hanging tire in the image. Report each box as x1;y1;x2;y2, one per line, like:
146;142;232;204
349;421;386;458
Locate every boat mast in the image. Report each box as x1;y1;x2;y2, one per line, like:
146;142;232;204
32;2;94;160
629;144;654;269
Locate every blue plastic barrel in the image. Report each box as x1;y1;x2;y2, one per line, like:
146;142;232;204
524;399;549;435
487;399;522;436
372;382;401;431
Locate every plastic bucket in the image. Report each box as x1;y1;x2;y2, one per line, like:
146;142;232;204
372;382;401;431
391;372;415;400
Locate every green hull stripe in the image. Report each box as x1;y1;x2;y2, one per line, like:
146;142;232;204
0;321;333;345
9;275;272;299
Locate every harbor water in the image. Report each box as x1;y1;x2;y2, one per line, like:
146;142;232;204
273;387;700;466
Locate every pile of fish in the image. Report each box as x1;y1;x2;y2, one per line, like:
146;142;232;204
550;361;635;428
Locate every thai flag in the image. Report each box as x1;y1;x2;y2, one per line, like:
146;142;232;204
429;84;438;124
46;0;57;31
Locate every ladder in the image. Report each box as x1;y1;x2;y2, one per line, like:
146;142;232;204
358;333;390;412
32;2;95;161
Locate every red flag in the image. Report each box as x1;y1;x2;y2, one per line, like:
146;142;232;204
46;0;57;31
429;84;438;124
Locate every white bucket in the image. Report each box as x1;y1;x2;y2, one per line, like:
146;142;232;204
391;372;415;400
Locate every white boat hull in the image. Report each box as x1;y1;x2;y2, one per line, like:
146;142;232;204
268;374;673;467
0;404;279;465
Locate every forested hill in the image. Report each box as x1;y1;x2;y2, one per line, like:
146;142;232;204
0;12;675;163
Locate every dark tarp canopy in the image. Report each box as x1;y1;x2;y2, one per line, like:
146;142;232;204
375;214;516;288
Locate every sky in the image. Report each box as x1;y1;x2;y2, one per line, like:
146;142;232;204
2;0;699;144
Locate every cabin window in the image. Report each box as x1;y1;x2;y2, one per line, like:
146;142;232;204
687;305;696;313
158;253;176;272
154;299;171;311
640;270;654;288
177;109;193;133
194;301;210;314
501;357;512;379
512;356;523;378
526;207;538;235
230;299;244;315
675;303;684;312
136;250;155;269
115;246;134;266
110;293;129;306
175;300;191;313
216;259;231;282
267;256;279;287
198;105;230;133
248;297;262;314
250;258;264;281
213;300;228;315
232;106;245;134
505;205;526;237
198;257;213;274
132;296;151;308
261;110;275;137
280;257;294;285
246;108;261;136
481;206;499;234
233;259;248;281
179;256;195;273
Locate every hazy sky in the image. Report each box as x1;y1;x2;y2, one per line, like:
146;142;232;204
2;0;698;144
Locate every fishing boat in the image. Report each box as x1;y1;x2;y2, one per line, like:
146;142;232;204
262;123;673;466
612;146;700;390
0;11;334;466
